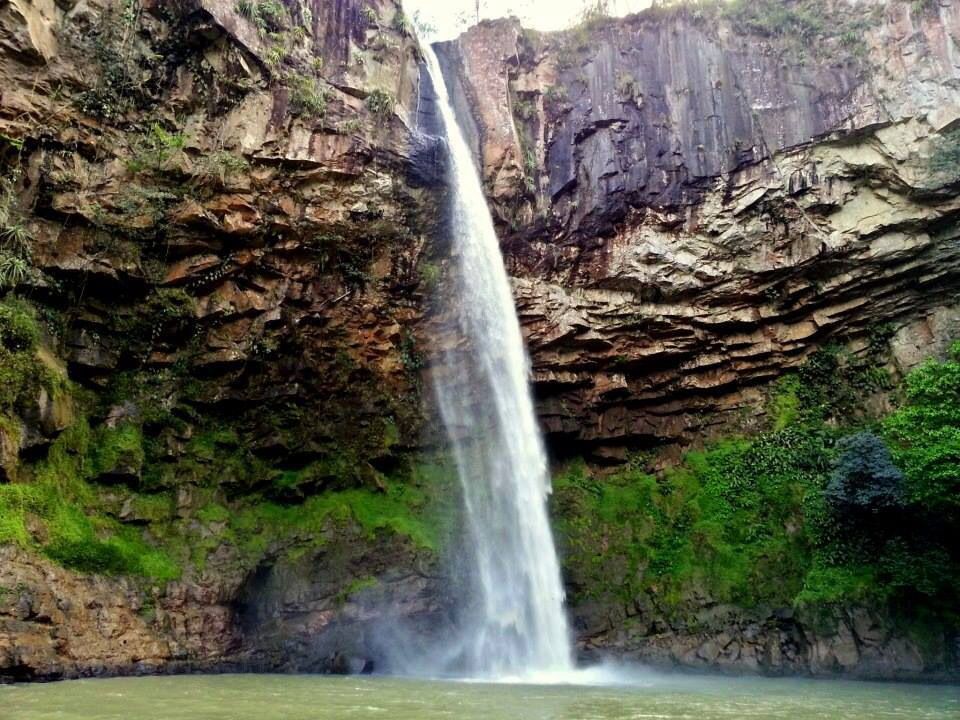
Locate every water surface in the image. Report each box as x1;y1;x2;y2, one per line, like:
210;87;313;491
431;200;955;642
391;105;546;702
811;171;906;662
3;673;958;720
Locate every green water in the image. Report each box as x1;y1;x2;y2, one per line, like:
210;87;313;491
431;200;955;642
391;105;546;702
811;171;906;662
2;673;957;720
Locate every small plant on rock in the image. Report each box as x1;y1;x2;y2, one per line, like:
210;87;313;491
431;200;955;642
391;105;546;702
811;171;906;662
361;6;379;27
289;75;330;116
126;124;188;174
0;171;32;291
365;89;394;119
392;9;411;35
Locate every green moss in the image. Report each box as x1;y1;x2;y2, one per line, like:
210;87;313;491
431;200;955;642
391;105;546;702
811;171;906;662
124;491;175;523
794;563;876;606
90;422;145;479
0;297;59;417
335;576;378;605
0;297;39;350
231;481;438;558
0;416;181;582
554;427;830;609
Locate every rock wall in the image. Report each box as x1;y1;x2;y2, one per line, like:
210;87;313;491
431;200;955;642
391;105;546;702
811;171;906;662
0;0;455;680
437;0;960;461
2;0;960;684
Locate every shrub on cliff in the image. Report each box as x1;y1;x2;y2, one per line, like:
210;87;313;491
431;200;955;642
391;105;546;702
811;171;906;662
884;342;960;520
825;432;906;516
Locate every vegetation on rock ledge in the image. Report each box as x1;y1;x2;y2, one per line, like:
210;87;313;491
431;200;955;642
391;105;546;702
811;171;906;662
553;342;960;653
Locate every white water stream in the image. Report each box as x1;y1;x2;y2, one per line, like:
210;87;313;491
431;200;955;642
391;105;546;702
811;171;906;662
422;46;574;679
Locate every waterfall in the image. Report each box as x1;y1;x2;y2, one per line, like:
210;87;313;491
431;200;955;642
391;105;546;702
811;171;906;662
422;46;573;678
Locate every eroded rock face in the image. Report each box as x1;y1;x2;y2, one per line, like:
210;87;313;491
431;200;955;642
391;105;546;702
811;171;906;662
2;0;960;684
438;0;960;459
0;528;452;680
574;596;949;680
0;0;452;681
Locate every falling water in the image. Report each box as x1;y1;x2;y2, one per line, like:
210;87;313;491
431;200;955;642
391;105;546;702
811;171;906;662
422;46;573;678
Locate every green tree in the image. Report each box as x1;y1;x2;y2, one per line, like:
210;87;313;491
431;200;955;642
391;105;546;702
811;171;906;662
884;342;960;519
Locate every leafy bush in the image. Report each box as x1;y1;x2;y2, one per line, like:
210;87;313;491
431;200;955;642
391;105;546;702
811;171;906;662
554;341;960;629
289;75;330;116
825;432;906;515
126;124;188;174
0;171;32;291
365;89;394;118
195;151;250;187
884;342;960;516
236;0;287;34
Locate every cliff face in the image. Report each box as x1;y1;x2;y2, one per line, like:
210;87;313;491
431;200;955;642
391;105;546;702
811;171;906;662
1;0;455;680
435;0;960;679
1;0;959;684
437;0;960;461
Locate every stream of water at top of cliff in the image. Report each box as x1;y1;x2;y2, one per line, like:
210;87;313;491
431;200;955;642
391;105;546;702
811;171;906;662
421;45;574;680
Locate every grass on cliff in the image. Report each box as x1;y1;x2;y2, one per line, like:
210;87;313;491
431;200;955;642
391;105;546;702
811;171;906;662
152;455;456;572
0;297;61;418
0;298;179;581
553;343;960;630
0;420;180;582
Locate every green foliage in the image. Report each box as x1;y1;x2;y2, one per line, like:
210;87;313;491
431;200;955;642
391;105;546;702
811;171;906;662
418;261;441;290
365;89;394;119
195;151;249;186
236;0;288;34
0;419;180;582
615;72;640;103
264;43;288;69
543;85;569;105
398;331;424;373
288;75;330;117
641;0;876;57
126;124;188;174
90;422;145;480
75;1;152;121
230;479;441;558
0;296;39;350
555;342;960;633
793;345;890;423
909;0;941;14
0;298;57;417
0;170;33;291
723;0;826;40
391;9;411;35
335;576;378;605
361;7;378;26
825;432;906;514
513;98;536;121
883;342;960;516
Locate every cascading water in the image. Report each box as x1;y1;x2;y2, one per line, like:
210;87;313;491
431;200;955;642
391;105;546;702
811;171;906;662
422;46;573;679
